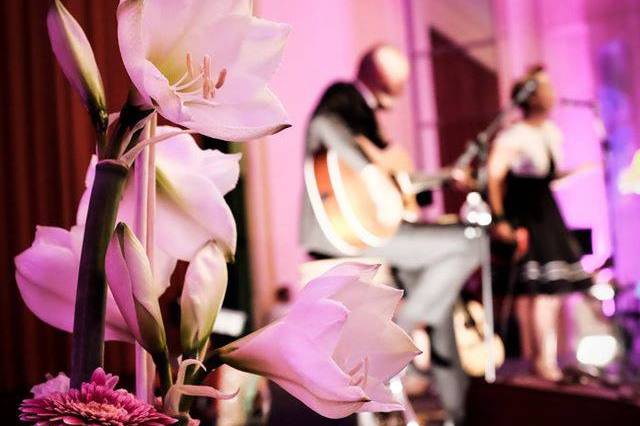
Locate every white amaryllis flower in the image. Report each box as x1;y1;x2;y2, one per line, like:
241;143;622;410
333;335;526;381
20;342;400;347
117;0;290;141
78;126;240;261
218;263;420;419
15;226;134;342
180;242;228;355
105;223;167;355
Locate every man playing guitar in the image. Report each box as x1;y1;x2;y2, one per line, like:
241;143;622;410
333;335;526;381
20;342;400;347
300;44;480;426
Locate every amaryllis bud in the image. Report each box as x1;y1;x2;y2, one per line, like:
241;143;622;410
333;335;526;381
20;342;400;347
180;242;228;356
105;222;167;356
47;0;107;132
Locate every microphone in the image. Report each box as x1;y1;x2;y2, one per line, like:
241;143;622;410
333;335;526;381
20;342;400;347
559;97;598;109
512;78;538;105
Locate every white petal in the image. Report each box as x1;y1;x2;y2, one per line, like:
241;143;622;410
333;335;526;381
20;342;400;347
142;61;187;119
334;311;419;382
15;229;80;334
225;319;366;403
154;247;178;294
117;0;152;106
323;262;381;282
105;226;143;342
332;279;403;321
358;381;404;413
119;224;163;319
295;273;359;306
182;87;289;141
272;333;369;414
16;226;132;342
286;298;350;356
181;243;228;352
215;17;290;104
47;0;106;115
180;15;252;81
34;225;73;247
154;126;242;195
156;169;236;259
128;0;252;64
77;139;237;264
297;262;401;320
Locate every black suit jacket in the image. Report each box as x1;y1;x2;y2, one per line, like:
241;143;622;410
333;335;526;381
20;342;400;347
311;82;388;149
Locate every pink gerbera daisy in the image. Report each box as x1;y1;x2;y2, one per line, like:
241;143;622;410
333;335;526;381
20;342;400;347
19;368;176;425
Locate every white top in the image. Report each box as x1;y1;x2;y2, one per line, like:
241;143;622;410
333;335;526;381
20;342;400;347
491;120;563;178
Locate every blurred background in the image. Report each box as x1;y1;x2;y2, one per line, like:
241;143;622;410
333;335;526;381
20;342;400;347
1;0;640;424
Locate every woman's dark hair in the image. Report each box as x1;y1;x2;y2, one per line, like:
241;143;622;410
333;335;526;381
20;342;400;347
511;64;546;116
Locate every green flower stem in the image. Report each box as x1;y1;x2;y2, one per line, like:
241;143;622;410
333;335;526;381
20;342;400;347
174;415;192;426
70;160;129;388
96;128;108;160
152;350;174;397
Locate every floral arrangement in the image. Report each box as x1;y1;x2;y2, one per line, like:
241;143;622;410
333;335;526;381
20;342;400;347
15;1;419;424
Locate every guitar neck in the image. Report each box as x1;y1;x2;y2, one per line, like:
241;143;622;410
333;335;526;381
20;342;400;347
356;135;466;192
409;169;452;192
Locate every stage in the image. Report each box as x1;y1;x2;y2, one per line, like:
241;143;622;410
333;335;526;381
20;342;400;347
465;377;639;425
437;361;639;426
264;359;640;425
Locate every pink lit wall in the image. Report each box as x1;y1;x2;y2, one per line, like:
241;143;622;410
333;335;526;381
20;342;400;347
247;0;415;321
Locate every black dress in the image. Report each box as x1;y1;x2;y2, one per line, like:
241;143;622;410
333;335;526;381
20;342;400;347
504;156;593;294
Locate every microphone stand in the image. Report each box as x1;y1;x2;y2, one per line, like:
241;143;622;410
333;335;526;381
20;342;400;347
456;75;541;382
456;78;537;185
454;100;520;187
457;99;522;384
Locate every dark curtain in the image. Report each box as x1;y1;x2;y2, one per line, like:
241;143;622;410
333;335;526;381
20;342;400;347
0;0;134;415
430;28;500;213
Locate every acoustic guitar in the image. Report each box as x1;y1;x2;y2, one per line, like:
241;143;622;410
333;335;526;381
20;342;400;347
304;137;453;254
453;300;505;377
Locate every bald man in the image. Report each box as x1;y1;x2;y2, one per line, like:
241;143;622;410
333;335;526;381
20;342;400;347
300;45;478;425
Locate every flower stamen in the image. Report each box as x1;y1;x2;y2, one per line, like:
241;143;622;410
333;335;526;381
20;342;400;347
174;53;225;101
186;52;194;78
215;68;227;89
171;70;189;88
361;356;369;388
173;72;204;91
202;54;213;99
348;362;363;377
348;357;370;387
